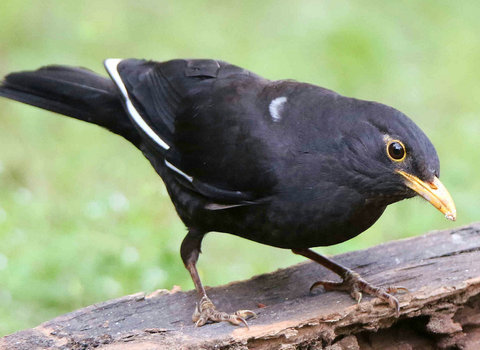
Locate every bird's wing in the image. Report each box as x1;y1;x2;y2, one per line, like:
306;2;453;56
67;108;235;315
104;58;279;208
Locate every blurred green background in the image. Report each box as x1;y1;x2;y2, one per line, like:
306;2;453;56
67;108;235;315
0;0;478;336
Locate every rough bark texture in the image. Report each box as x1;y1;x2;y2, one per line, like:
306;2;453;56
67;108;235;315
2;223;480;350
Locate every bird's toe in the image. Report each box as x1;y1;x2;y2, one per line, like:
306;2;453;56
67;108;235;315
310;270;407;316
385;285;410;294
192;296;255;328
234;309;257;320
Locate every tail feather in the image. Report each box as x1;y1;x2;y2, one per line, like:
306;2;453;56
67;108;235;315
0;65;140;145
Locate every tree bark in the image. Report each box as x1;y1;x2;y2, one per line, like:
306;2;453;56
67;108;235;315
2;223;480;349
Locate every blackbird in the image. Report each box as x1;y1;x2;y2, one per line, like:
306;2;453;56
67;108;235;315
0;58;456;327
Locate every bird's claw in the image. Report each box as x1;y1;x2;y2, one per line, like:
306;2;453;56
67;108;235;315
385;285;409;294
310;271;409;316
192;296;256;328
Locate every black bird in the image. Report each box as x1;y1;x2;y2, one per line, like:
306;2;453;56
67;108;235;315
0;58;456;327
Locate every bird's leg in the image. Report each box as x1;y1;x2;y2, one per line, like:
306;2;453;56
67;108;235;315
292;248;408;315
181;229;256;327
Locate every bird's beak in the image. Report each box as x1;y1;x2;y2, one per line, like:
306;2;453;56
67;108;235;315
396;170;456;221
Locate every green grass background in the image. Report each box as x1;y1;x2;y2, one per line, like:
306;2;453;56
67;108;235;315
0;0;478;335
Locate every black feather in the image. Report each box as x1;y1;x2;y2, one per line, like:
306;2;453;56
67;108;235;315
0;65;140;145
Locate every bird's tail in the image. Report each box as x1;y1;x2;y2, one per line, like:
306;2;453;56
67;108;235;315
0;65;140;145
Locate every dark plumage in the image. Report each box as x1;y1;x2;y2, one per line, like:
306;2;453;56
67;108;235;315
0;58;456;326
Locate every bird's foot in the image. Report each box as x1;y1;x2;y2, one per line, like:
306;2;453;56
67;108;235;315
310;270;408;315
192;296;256;327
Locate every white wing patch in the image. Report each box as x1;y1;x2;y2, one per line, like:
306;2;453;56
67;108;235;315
204;203;248;210
164;160;193;182
105;59;248;209
104;58;170;150
268;96;287;122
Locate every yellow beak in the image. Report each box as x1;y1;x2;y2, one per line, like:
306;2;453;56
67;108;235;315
396;170;456;221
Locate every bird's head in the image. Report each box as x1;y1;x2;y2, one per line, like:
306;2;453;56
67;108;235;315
334;99;456;221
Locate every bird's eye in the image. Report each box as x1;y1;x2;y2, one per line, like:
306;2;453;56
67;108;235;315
387;140;406;162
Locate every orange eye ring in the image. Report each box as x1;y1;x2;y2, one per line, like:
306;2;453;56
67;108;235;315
386;140;406;162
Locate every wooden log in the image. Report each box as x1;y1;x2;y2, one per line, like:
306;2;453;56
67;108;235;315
2;223;480;349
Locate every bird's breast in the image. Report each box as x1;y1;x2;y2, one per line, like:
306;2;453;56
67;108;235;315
258;193;387;248
195;187;387;250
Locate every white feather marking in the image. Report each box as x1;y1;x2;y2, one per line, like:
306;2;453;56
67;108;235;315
164;160;193;182
204;203;247;210
268;96;287;122
104;58;170;150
